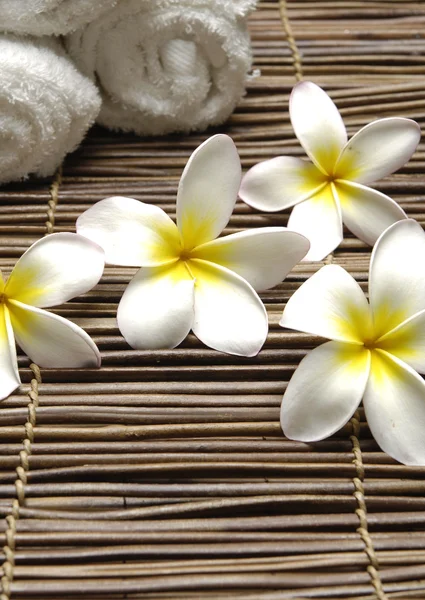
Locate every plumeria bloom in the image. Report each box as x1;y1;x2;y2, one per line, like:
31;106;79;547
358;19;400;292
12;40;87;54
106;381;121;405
239;81;421;261
0;233;105;400
77;134;309;357
280;219;425;465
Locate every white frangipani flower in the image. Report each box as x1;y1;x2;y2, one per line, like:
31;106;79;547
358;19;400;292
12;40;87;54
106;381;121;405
77;134;309;357
239;81;421;261
280;219;425;465
0;233;105;400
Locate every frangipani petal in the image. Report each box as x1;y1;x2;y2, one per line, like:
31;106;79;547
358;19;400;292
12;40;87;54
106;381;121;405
192;228;309;291
177;135;241;249
117;263;194;350
377;308;425;374
239;156;326;212
5;233;105;308
364;350;425;465
0;305;21;400
281;341;370;441
335;118;421;185
8;300;100;368
369;219;425;338
287;183;343;261
280;264;371;344
336;180;406;246
290;82;347;175
189;259;268;357
76;196;180;267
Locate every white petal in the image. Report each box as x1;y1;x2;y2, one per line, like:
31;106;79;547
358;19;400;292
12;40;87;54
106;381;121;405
287;183;343;261
5;233;104;308
364;349;425;465
335;118;421;184
369;219;425;338
280;264;371;344
336;180;406;246
189;259;268;357
290;81;347;175
117;263;194;350
281;341;370;441
176;135;241;249
192;228;309;291
377;308;425;374
0;305;21;400
239;156;326;212
76;197;180;267
7;300;100;368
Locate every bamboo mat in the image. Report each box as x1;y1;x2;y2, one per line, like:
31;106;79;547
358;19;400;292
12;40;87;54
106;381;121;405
1;1;425;598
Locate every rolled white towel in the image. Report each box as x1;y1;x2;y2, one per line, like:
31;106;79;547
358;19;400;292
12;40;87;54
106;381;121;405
0;0;117;36
66;0;257;136
233;0;257;17
0;35;101;184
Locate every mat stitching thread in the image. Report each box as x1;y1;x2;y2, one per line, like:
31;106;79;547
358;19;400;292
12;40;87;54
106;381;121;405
279;0;303;82
1;165;60;598
1;365;41;600
350;411;387;600
279;1;338;269
46;165;62;234
280;0;337;271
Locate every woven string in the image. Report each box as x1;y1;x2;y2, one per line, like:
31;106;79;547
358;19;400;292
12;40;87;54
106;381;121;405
46;165;62;234
1;365;41;600
1;165;61;598
279;0;303;82
279;2;384;594
279;0;338;268
350;411;387;600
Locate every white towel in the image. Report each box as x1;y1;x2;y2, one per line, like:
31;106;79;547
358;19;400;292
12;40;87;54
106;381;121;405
0;1;117;36
0;36;101;184
66;0;257;136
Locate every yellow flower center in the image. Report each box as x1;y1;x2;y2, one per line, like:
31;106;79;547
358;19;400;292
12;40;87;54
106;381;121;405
179;248;192;262
0;293;7;305
362;336;379;351
325;170;336;182
356;311;406;355
175;243;196;281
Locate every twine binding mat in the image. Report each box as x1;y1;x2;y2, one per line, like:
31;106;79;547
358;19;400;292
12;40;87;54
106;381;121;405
1;0;425;597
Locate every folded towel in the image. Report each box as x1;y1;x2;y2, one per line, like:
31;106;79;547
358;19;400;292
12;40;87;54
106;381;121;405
233;0;257;17
66;0;256;136
0;36;101;184
0;1;117;36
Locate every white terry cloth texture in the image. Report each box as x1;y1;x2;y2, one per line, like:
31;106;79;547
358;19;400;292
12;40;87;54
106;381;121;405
0;35;101;184
0;0;118;36
66;0;257;136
